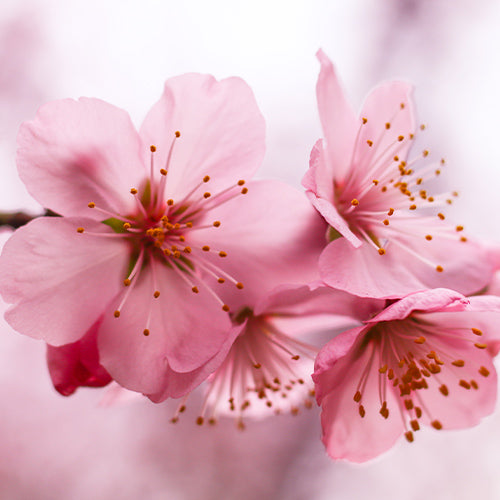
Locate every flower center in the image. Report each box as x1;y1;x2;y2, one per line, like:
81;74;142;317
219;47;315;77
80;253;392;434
76;132;247;335
171;310;318;429
330;107;467;272
352;318;490;443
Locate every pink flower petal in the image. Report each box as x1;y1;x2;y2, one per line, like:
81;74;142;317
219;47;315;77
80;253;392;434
320;235;493;298
97;264;232;397
140;73;265;202
17;98;146;218
0;217;128;345
190;179;326;310
369;288;468;323
420;295;500;356
255;283;383;323
407;334;498;430
354;80;415;178
313;325;367;401
316;330;402;462
304;141;361;246
302;139;322;193
315;49;359;181
487;271;500;295
46;319;111;396
304;139;335;202
484;242;500;282
305;191;362;247
148;323;244;402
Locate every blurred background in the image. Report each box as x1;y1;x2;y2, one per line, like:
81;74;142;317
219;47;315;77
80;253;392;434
1;0;499;498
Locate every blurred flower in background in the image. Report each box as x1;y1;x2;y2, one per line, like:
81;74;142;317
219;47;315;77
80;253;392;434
1;0;500;499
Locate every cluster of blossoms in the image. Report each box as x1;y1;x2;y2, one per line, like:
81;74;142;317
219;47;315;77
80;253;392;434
1;50;499;463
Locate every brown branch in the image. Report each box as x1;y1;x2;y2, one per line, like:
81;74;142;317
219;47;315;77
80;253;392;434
0;210;57;229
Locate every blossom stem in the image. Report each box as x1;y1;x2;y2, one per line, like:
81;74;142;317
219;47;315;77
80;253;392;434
0;209;57;229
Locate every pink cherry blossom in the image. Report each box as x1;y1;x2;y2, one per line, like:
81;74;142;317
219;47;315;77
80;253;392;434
313;288;500;462
304;50;492;298
0;73;324;400
172;283;383;428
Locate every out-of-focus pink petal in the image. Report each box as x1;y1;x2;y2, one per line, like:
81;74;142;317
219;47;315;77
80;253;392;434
488;272;500;295
140;73;265;201
320;235;493;298
0;217;128;345
46;319;111;396
485;241;500;271
315;49;359;181
98;265;232;398
17;98;146;218
191;180;326;310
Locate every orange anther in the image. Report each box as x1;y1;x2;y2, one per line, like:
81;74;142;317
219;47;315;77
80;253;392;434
439;384;449;396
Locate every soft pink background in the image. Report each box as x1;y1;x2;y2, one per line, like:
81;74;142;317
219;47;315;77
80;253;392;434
1;1;499;498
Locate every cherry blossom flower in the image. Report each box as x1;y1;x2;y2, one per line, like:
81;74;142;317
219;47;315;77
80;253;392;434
303;50;492;298
313;288;500;462
0;73;324;400
172;283;383;429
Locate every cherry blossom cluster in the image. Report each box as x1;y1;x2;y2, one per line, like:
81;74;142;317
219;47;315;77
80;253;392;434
1;51;499;462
